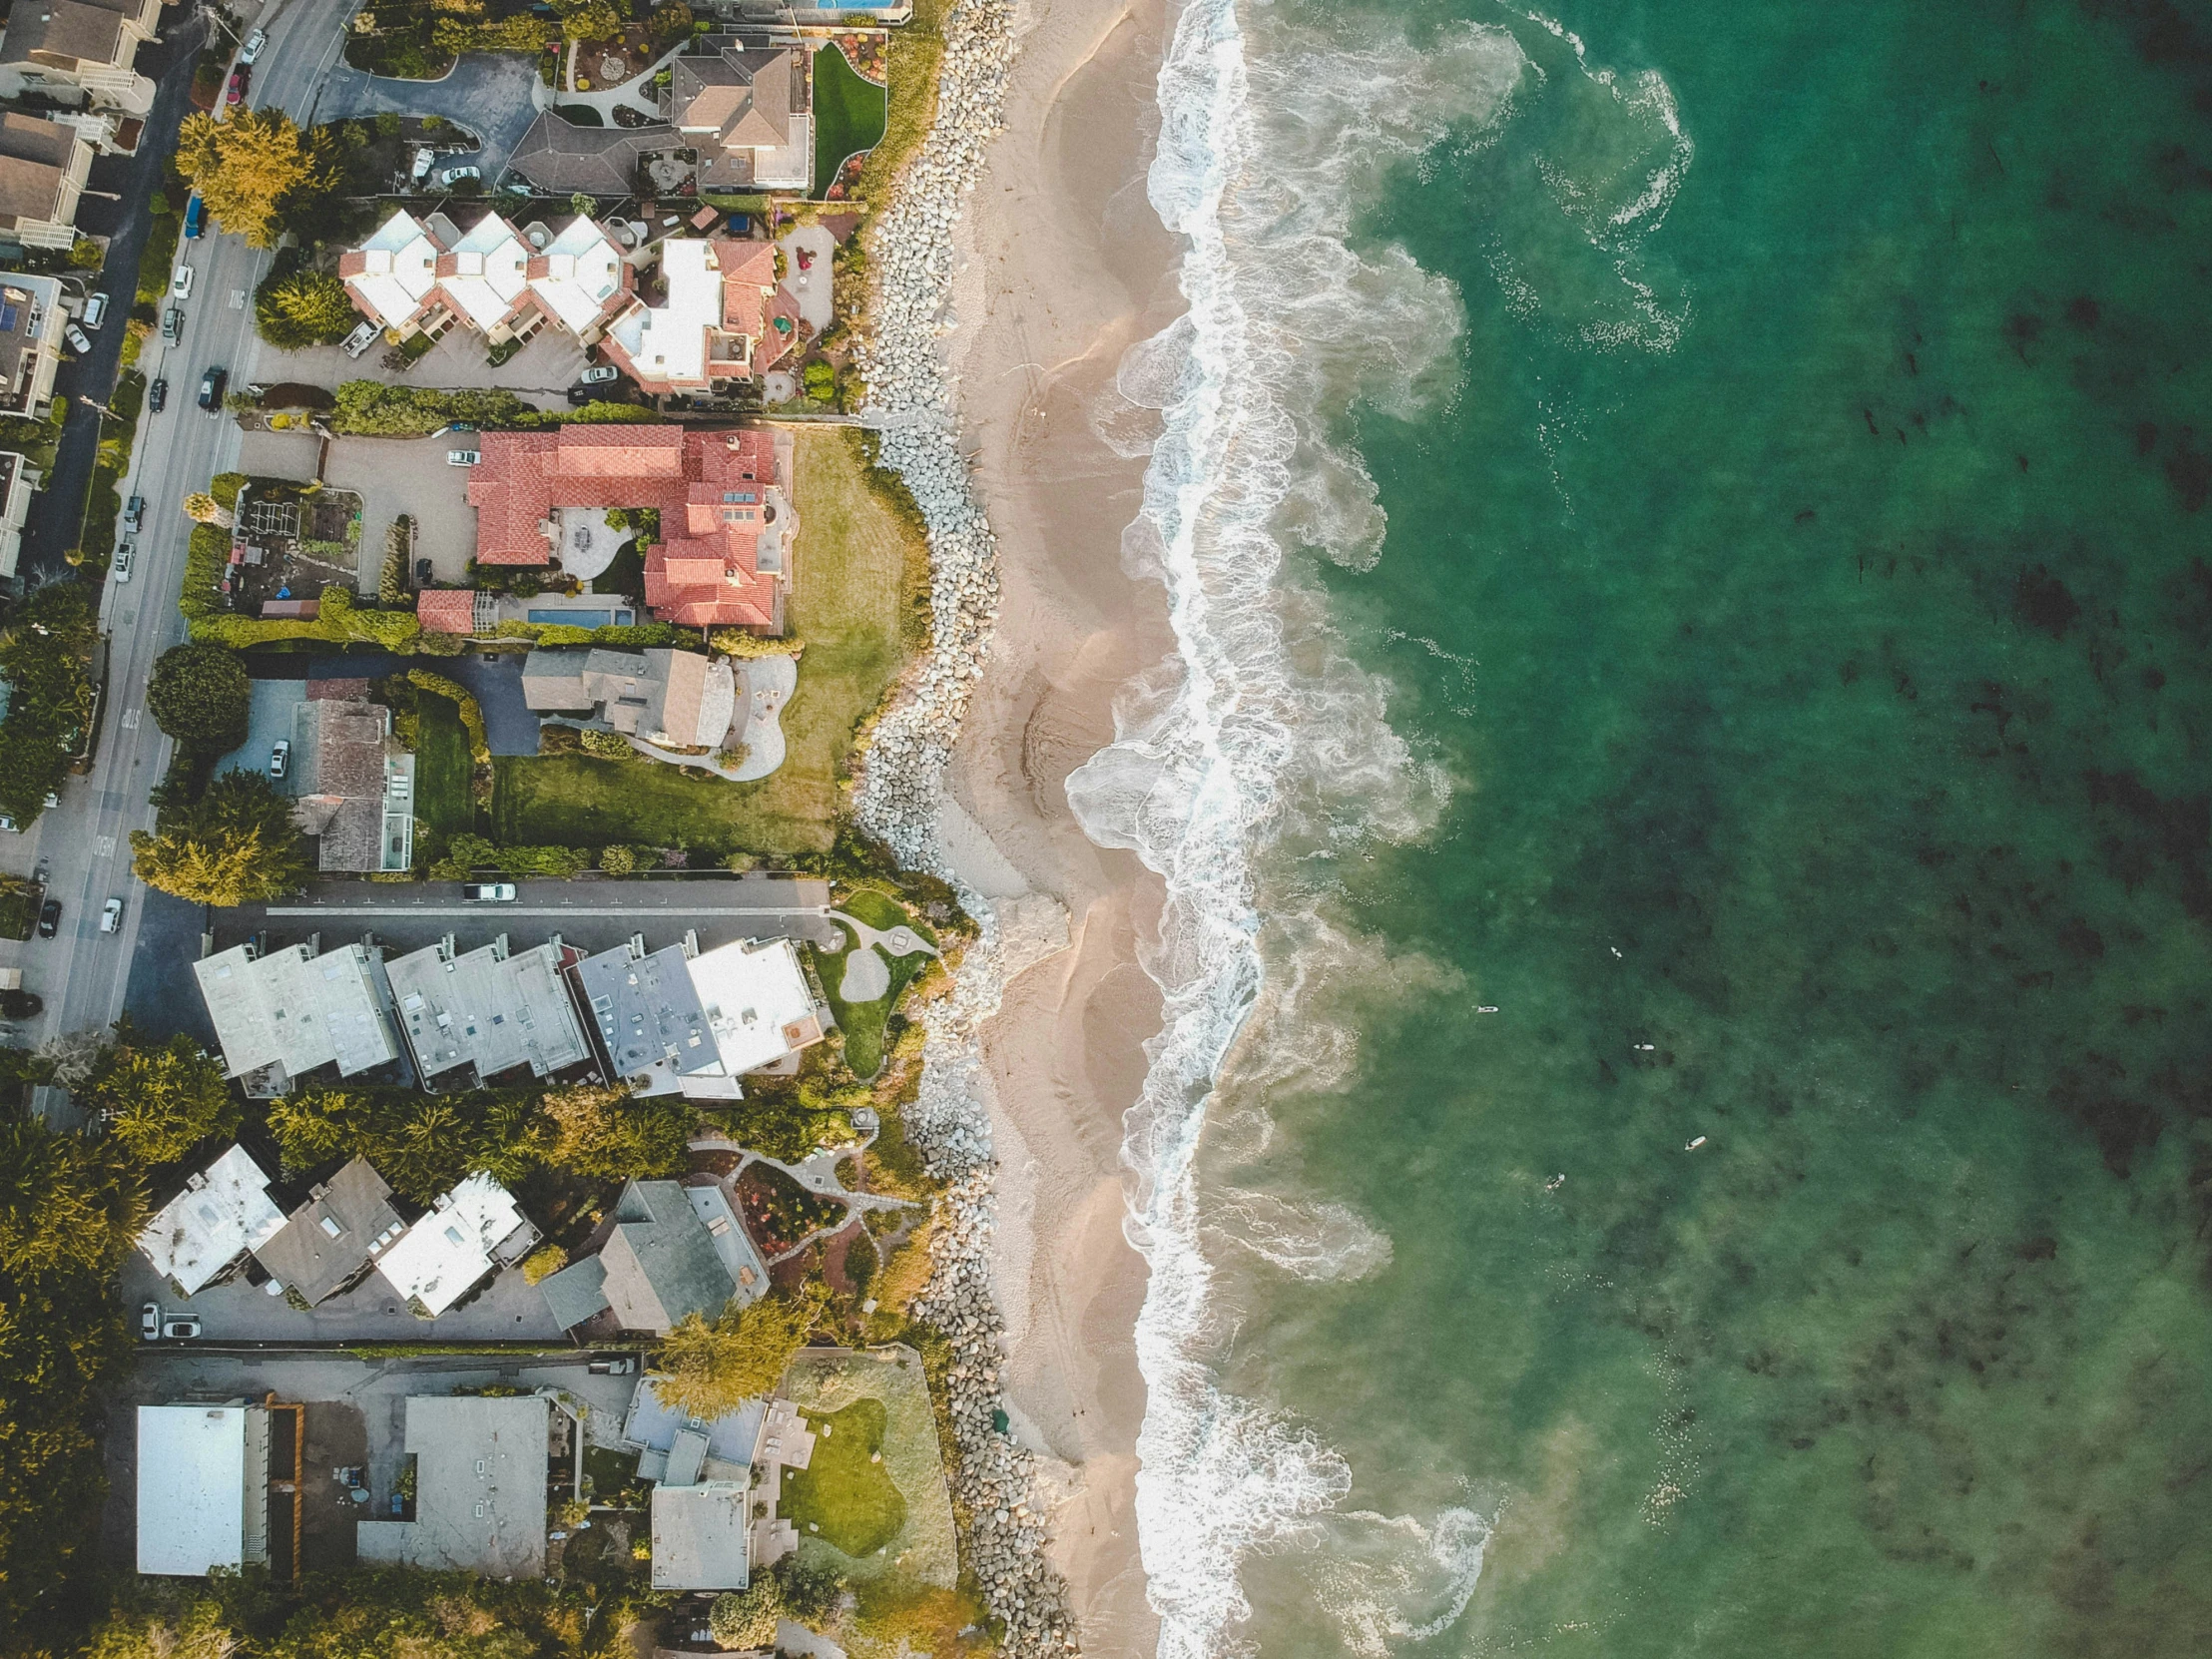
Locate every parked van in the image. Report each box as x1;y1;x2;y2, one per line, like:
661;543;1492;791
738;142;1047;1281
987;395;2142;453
162;305;183;343
82;291;108;328
183;193;206;239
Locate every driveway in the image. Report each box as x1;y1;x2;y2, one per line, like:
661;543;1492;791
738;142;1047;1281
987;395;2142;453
305;52;547;178
324;436;478;587
236;427;322;483
442;650;541;755
123;1246;568;1342
253;324;587;402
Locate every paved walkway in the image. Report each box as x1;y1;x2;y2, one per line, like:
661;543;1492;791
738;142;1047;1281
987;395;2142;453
828;909;940;958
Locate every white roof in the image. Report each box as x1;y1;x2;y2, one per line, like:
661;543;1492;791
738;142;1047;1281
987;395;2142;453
139;1145;285;1295
193;941;401;1086
608;239;719;384
346;209;440;329
374;1171;531;1316
438;214;530;332
137;1405;263;1575
529;217;626;334
687;937;818;1076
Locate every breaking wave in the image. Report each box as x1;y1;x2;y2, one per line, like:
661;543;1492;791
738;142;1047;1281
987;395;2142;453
1063;4;1522;1655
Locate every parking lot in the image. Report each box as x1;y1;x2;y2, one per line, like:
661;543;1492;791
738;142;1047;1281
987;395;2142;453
99;1352;639;1573
324;435;482;588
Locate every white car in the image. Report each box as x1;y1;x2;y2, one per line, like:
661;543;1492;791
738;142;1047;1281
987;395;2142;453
446;448;480;466
112;540;134;583
82;291;108;329
437;165;481;188
171;264;195;300
240;26;268;64
63;322;91;353
461;882;517;902
141;1302;161;1341
99;897;123;933
579;364;619;384
343;319;380;358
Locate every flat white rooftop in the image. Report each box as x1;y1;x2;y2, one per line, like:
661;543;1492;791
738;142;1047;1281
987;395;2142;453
385;936;591;1087
374;1171;536;1316
193;941;401;1088
137;1403;270;1576
139;1145;285;1296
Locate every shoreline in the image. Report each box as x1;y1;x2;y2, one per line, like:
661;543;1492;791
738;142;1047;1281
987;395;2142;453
938;0;1181;1651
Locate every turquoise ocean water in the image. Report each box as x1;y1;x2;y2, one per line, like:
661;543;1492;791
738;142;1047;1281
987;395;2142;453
1068;0;2212;1654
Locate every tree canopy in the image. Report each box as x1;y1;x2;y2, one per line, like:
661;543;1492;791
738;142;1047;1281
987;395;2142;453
655;1283;829;1418
146;643;251;752
130;769;310;906
178;109;331;249
255;265;359;349
84;1033;240;1166
0;580;97;826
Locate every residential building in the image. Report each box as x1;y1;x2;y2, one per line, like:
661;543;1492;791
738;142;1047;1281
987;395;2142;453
669;39;813;193
373;1171;539;1317
599;237;787;398
0;448;44;577
0;0;164;116
0;112;92;252
136;1403;273;1576
384;934;593;1090
138;1145;285;1296
341;208;632;347
0;273;63;416
652;1475;751;1591
617;1377;811;1580
506;114;666;199
520;645;737;751
192;940;404;1097
285;690;416;873
465;424;796;631
567;931;825;1097
355;1395;553;1576
250;1157;406;1307
538;1177;766;1336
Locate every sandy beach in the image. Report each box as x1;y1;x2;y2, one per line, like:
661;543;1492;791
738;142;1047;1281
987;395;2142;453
932;0;1184;1651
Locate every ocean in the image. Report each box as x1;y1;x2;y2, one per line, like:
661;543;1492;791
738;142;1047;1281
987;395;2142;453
1065;0;2212;1654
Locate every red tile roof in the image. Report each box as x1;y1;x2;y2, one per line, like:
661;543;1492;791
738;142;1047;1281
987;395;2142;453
464;425;784;627
417;590;478;634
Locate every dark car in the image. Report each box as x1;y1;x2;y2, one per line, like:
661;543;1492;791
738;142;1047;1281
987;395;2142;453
36;899;59;938
148;376;167;412
226;66;249;106
414;557;432;584
199;366;227;411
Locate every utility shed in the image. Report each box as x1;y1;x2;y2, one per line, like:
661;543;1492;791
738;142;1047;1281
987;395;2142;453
139;1145;285;1296
251;1157;406;1306
192;941;403;1096
137;1403;271;1576
385;935;592;1088
355;1394;549;1577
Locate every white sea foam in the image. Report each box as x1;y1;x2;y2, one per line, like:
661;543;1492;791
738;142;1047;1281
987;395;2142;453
1305;1507;1495;1658
1063;4;1520;1655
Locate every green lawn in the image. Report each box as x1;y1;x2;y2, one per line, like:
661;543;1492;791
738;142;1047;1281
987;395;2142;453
779;1397;905;1558
813;44;887;199
491;428;926;855
814;891;936;1076
414;692;474;840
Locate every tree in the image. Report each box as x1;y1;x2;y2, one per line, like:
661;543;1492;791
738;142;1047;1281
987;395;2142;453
708;1581;780;1650
130;770;310;906
255;265;360;349
146;642;250;750
0;581;97;825
646;0;693;42
654;1283;829;1418
178;109;331;249
541;1083;690;1180
85;1034;240;1165
182;491;235;528
563;0;624;41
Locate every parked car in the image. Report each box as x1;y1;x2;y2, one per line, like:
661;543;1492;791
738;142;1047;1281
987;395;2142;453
141;1303;161;1341
171;264;195;300
82;290;108;328
342;318;380;358
100;897;123;933
446;448;479;466
162;305;184;343
148;376;168;412
270;739;289;780
112;540;134;582
0;817;17;832
414;557;432;584
161;1317;201;1341
199;366;227;411
410;148;435;183
565;385;602;406
122;494;143;534
461;883;517;902
240;26;267;63
36;900;58;938
437;165;480;188
579;364;619;384
184;193;206;239
226;67;248;106
63;321;91;353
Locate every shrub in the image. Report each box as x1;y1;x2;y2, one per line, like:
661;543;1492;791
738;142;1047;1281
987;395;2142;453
379;514;412;605
598;843;637;874
577;729;635;761
520;1243;568;1284
146;643;250;751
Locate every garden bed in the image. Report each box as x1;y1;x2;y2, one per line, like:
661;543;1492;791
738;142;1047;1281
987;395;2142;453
736;1160;845;1256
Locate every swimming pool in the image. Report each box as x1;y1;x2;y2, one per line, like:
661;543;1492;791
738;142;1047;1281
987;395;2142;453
528;607;630;628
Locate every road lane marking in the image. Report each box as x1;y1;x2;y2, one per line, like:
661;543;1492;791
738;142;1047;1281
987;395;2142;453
121;708;140;728
94;836;115;858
